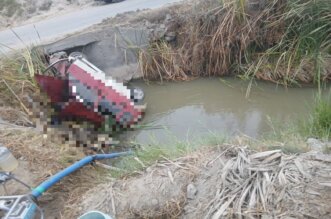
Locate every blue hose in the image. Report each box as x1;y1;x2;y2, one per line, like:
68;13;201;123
31;151;132;198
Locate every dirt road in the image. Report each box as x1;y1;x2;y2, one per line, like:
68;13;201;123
0;0;181;53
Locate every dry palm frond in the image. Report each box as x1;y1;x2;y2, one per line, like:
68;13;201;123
204;148;311;218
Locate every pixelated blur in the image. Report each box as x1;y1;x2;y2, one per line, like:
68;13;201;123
34;52;145;147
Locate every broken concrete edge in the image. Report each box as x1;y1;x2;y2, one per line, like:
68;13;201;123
39;27;150;82
39;6;183;82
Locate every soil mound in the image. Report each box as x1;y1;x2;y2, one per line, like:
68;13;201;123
72;147;331;218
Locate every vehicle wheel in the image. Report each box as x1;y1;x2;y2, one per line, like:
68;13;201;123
103;0;113;3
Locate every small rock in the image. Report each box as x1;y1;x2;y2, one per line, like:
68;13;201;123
39;0;52;11
160;24;166;29
326;142;331;150
187;184;197;200
165;20;180;32
150;28;166;41
165;32;176;42
307;138;325;152
165;14;172;22
151;198;159;206
145;20;152;27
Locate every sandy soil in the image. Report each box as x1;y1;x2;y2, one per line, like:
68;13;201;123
0;0;101;30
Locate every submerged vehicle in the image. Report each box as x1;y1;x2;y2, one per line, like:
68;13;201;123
35;52;145;130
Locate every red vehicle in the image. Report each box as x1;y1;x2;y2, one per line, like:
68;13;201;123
35;52;145;130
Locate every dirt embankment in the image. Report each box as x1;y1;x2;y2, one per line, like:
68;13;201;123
0;0;99;29
0;124;100;219
71;147;331;219
0;1;330;218
1;110;330;219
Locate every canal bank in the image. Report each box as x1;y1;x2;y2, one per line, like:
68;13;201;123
0;0;330;218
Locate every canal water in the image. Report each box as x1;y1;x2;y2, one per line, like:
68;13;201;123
129;78;329;144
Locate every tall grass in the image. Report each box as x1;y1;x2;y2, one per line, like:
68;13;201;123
139;0;331;85
109;133;227;177
246;0;331;86
300;95;331;139
0;48;46;111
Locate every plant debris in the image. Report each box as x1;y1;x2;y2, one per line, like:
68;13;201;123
72;147;331;218
138;0;331;85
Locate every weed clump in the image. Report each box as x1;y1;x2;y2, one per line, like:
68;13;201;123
0;48;46;110
140;0;331;85
307;97;331;139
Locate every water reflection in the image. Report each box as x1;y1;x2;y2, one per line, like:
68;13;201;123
128;79;328;144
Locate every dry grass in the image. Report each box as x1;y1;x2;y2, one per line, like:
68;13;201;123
204;147;331;218
139;0;331;85
67;150;202;219
0;48;47;112
68;146;331;218
0;127;106;217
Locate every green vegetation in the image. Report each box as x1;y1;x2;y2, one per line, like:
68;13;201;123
109;133;226;177
300;95;331;139
0;48;46;111
0;0;329;180
245;0;331;86
108;94;331;178
140;0;331;86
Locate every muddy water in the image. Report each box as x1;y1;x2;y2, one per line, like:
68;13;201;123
129;79;329;144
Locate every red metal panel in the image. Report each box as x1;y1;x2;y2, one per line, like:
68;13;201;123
59;101;104;126
67;64;142;125
35;75;68;103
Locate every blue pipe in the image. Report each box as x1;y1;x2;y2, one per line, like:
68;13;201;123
31;151;132;198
